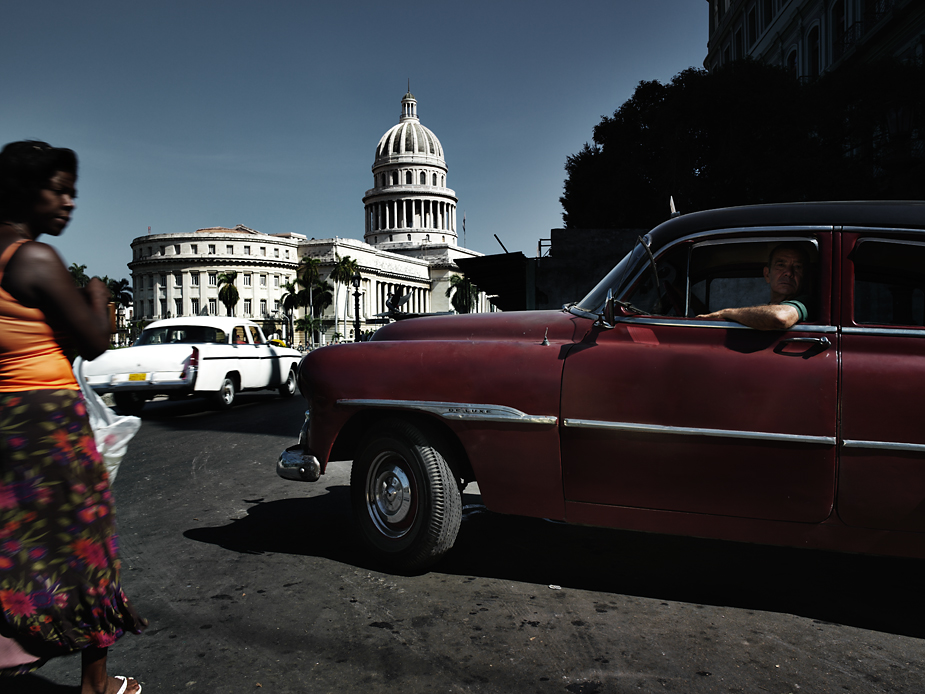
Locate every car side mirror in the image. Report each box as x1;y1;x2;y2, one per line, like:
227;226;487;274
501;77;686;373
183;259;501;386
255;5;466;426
597;289;618;329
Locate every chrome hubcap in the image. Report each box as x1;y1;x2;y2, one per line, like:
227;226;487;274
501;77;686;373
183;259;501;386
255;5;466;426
367;454;413;538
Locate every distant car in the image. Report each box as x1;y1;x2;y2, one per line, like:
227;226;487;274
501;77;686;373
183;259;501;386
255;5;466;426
277;202;925;571
84;316;302;414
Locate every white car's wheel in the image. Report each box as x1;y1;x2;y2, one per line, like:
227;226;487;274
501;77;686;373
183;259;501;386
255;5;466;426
213;376;236;409
279;368;297;398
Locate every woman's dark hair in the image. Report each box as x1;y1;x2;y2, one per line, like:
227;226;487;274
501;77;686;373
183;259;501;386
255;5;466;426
0;140;78;221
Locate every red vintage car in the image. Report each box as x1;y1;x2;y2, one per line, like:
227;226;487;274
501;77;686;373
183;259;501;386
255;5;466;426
278;202;925;570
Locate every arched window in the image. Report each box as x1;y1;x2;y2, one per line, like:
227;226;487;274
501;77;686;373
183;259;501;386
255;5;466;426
425;234;430;242
407;234;411;241
786;49;797;79
432;173;437;185
808;26;820;78
441;175;445;186
420;172;426;185
391;171;398;185
405;171;412;185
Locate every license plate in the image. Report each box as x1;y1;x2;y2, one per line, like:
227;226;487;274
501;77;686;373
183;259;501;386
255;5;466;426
128;373;147;381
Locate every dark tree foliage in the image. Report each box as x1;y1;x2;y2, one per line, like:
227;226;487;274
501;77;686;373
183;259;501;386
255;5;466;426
561;59;925;230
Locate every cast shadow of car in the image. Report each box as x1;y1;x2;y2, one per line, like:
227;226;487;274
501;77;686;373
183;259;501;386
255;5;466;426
182;485;925;640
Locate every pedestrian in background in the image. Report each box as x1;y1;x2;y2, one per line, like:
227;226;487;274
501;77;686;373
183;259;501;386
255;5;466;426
0;141;145;694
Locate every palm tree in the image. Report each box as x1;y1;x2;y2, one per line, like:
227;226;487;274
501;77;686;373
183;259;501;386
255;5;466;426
446;274;480;314
296;256;322;347
107;277;133;308
217;271;239;317
69;263;89;288
280;280;302;346
330;255;359;338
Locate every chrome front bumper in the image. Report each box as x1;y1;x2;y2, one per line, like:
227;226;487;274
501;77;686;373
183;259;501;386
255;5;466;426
277;445;322;482
276;408;320;482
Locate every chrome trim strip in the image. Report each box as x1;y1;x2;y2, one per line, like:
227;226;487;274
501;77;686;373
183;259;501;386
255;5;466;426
842;326;925;337
843;439;925;453
563;418;836;445
337;398;558;425
617;317;837;333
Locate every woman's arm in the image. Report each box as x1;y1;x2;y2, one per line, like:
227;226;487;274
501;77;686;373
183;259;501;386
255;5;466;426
3;241;112;359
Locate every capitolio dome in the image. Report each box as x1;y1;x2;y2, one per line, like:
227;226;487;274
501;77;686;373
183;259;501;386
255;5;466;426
374;91;445;167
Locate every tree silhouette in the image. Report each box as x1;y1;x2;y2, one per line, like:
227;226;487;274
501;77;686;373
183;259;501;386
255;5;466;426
217;271;239;317
445;274;479;314
69;263;89;288
561;59;925;230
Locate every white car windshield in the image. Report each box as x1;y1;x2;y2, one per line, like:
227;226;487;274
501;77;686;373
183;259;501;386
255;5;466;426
135;325;228;345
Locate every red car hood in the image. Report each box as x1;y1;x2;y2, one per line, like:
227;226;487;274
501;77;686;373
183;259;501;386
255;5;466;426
370;309;591;344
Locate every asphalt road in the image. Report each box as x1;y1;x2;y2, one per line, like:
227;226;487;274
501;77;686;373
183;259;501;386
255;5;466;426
11;392;925;693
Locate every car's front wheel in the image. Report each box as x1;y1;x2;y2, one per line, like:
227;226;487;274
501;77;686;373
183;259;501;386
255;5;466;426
350;419;462;572
278;367;297;398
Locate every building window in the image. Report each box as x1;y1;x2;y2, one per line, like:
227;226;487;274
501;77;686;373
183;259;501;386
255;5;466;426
191;244;197;254
209;273;217;286
208;299;217;315
173;245;180;255
420;172;426;185
407;234;411;241
148;300;154;317
391;172;398;185
244;245;251;255
440;175;444;186
159;274;166;286
226;245;233;254
260;247;266;256
274;299;280;311
425;234;430;242
808;26;820;77
405;171;412;184
432;173;437;185
174;272;181;286
244;299;252;316
208;244;216;254
160;299;167;316
260;299;267;316
274;248;279;258
191;272;200;286
191;298;200;315
147;247;152;257
285;249;290;259
260;274;267;287
174;299;182;316
159;246;165;255
243;274;252;287
389;235;393;241
274;275;280;288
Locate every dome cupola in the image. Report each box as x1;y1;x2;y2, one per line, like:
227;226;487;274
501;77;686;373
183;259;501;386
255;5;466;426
363;90;458;248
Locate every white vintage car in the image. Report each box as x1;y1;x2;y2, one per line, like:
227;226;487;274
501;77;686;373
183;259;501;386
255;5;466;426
83;317;302;414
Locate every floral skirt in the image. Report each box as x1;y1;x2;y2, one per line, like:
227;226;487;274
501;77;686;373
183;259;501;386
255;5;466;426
0;389;145;675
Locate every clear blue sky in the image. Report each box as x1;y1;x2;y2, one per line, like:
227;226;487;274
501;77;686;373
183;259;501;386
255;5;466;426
2;0;708;281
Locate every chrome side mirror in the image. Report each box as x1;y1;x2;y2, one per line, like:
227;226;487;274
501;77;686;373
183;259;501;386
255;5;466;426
597;289;616;329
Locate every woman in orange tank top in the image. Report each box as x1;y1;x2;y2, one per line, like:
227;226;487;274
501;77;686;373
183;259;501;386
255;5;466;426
0;141;145;694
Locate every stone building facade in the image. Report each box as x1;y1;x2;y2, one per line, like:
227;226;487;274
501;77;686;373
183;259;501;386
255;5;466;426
705;0;925;77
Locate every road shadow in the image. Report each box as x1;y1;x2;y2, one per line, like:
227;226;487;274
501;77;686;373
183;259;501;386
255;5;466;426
118;392;305;438
183;487;925;639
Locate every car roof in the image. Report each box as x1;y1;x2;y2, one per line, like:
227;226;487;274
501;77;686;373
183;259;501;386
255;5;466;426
144;317;260;330
649;201;925;249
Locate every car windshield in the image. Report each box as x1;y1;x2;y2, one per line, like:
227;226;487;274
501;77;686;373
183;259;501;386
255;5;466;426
135;325;228;345
573;240;650;314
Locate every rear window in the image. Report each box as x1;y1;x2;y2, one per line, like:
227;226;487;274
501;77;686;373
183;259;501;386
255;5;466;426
853;239;925;327
136;325;228;345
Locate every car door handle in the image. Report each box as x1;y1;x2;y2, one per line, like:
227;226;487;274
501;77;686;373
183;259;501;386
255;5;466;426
775;336;831;357
781;337;830;348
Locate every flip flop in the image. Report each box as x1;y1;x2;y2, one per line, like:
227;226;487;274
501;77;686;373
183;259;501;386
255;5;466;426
114;675;142;694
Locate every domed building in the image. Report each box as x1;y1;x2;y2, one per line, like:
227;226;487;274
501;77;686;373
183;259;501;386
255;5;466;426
126;90;489;345
363;91;459;249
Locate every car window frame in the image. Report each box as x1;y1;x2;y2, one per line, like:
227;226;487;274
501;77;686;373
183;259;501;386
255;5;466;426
844;230;925;336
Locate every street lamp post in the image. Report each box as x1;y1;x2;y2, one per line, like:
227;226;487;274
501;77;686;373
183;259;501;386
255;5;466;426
351;271;362;342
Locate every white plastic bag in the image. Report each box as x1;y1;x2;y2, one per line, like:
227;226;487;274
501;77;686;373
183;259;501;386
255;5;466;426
73;356;141;484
